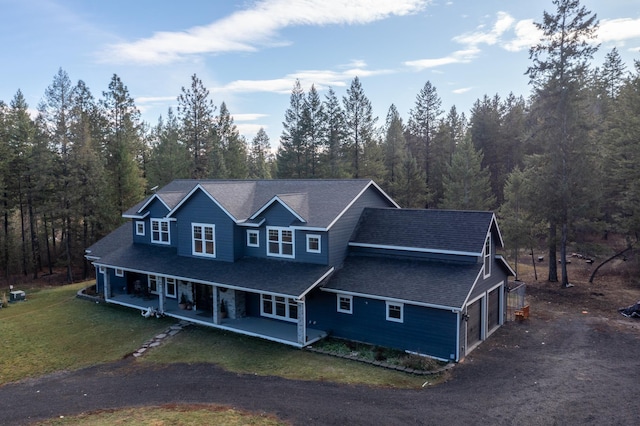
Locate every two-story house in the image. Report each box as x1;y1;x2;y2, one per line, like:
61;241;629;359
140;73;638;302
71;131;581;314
85;179;514;362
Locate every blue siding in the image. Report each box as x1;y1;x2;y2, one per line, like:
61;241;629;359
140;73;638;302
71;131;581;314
133;198;171;245
308;290;458;360
173;188;236;262
328;187;396;267
261;202;299;227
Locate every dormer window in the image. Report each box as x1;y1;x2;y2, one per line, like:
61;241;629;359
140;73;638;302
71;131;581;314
267;226;294;258
136;221;145;236
484;235;491;278
151;219;170;245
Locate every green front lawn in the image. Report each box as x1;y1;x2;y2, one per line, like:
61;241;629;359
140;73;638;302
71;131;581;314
0;282;172;385
1;283;434;389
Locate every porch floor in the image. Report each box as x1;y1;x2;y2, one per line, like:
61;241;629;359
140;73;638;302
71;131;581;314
107;293;326;347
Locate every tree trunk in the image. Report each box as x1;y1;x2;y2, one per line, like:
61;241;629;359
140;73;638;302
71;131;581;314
589;244;633;283
27;176;40;279
548;222;558;282
43;214;53;275
561;222;570;287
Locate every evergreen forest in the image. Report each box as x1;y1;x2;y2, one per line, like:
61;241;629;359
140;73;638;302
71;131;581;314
1;0;638;287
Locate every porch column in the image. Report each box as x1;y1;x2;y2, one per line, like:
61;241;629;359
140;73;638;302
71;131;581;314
297;299;306;345
104;269;110;300
213;286;221;325
158;280;165;312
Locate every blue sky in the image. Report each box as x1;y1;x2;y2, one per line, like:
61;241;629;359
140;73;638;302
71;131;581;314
2;0;639;147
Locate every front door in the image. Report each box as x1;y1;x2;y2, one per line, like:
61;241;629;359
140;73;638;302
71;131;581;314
194;284;213;312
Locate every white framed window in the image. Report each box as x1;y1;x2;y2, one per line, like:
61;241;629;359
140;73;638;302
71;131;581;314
386;301;403;323
115;268;124;277
136;221;145;236
337;294;352;314
192;223;216;257
483;235;491;278
151;219;170;245
165;277;177;298
306;234;321;253
148;275;160;294
99;266;106;274
260;294;298;322
267;227;294;258
247;230;259;248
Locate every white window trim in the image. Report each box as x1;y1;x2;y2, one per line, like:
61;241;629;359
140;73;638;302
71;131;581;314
260;294;298;323
165;277;177;298
192;223;216;258
337;294;353;314
247;229;260;248
135;221;145;236
115;268;124;277
151;218;171;245
148;275;160;295
306;234;322;253
483;235;491;278
99;266;106;274
266;226;295;259
386;301;404;323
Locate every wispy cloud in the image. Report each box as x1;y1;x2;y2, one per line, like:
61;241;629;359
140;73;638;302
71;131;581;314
214;63;393;96
404;11;513;71
101;0;429;64
452;87;472;94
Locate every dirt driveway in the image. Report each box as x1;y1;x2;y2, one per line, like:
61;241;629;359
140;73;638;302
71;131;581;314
1;264;639;425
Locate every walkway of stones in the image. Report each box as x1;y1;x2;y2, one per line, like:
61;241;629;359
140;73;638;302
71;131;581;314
132;320;191;358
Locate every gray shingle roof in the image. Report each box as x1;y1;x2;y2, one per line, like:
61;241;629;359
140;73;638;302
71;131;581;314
323;255;482;309
125;179;392;229
351;208;497;254
88;226;331;297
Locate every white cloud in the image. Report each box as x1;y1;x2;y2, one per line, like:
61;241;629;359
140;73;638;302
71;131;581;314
214;65;393;96
453;11;514;47
101;0;429;64
404;47;480;70
452;87;472;94
502;19;540;52
598;18;640;45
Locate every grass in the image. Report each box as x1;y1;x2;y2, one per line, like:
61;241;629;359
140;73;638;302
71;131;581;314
1;282;434;390
0;282;173;385
32;404;288;425
143;326;433;388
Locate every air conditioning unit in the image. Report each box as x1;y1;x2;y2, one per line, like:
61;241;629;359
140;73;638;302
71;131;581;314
10;290;25;302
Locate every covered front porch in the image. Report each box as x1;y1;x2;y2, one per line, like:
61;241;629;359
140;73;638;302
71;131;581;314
107;292;327;347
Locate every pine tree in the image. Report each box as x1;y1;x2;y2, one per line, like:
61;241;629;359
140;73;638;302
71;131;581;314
406;81;442;204
319;87;348;178
343;77;377;178
100;74;146;217
526;0;599;286
217;102;247;179
177;74;216;179
248;128;272;179
301;85;323;177
469;94;505;204
147;108;190;188
277;80;306;178
441;134;496;211
430;106;466;206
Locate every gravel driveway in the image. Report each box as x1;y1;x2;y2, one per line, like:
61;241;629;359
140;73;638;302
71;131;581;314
1;296;639;425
